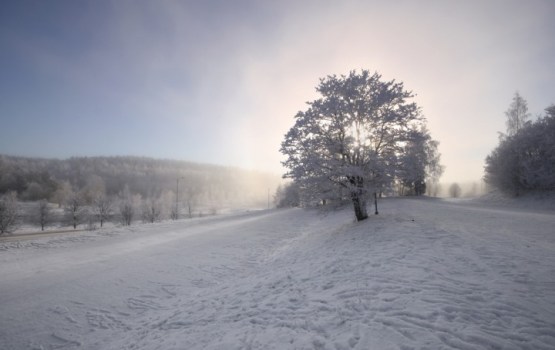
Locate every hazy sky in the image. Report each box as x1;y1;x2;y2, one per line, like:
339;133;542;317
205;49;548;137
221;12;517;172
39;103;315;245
1;0;554;183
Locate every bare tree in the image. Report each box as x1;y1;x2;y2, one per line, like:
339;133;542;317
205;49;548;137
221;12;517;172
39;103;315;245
118;185;137;226
141;198;162;223
36;199;51;231
119;200;134;226
159;190;177;220
64;192;85;229
0;191;19;234
93;194;112;228
183;179;202;218
170;205;179;220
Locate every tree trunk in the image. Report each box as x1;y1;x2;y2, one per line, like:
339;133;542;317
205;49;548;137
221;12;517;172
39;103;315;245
351;192;368;221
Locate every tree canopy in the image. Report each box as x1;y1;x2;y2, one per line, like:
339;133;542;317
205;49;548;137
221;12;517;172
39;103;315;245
485;103;555;195
281;70;442;221
505;92;530;137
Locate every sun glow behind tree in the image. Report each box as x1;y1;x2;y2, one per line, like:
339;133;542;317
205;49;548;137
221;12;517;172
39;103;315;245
281;70;442;221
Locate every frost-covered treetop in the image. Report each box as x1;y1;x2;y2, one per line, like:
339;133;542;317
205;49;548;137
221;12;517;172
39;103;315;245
281;70;438;220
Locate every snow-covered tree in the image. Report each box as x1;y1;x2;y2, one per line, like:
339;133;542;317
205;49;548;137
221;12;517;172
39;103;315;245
92;194;112;228
64;192;85;229
485;104;555;195
281;70;423;220
141;197;162;223
183;178;203;218
397;126;443;196
118;185;137;226
0;191;19;234
157;190;177;220
35;199;51;231
119;200;134;226
274;182;301;208
505;92;530;136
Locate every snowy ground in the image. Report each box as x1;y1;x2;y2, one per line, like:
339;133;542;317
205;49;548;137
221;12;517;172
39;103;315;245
1;198;554;350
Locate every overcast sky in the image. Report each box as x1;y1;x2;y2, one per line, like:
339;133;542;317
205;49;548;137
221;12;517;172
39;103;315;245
1;0;554;183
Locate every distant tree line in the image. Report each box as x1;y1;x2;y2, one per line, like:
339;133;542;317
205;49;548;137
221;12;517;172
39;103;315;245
0;156;280;234
485;93;555;196
0;156;277;204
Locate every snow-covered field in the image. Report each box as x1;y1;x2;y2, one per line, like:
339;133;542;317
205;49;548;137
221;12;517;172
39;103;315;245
1;198;554;350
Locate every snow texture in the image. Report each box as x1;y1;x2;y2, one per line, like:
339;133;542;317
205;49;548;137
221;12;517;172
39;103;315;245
1;198;554;349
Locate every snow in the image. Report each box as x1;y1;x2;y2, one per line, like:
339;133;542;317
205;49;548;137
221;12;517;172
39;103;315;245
473;190;555;213
1;198;554;349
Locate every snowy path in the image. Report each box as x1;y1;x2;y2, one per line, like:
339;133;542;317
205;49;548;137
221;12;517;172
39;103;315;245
1;199;554;349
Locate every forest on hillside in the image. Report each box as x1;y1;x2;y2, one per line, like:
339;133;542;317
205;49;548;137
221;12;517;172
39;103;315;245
0;155;280;232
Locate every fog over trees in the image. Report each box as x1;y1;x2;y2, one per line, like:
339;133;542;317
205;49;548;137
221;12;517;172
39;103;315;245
0;155;280;233
274;182;301;208
448;183;462;198
505;92;530;137
2;89;552;233
281;70;443;221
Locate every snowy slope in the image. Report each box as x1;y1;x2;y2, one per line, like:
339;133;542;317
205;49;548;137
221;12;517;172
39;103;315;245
1;198;554;350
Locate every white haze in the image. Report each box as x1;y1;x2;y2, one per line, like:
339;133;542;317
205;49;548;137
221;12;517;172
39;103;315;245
0;1;553;183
